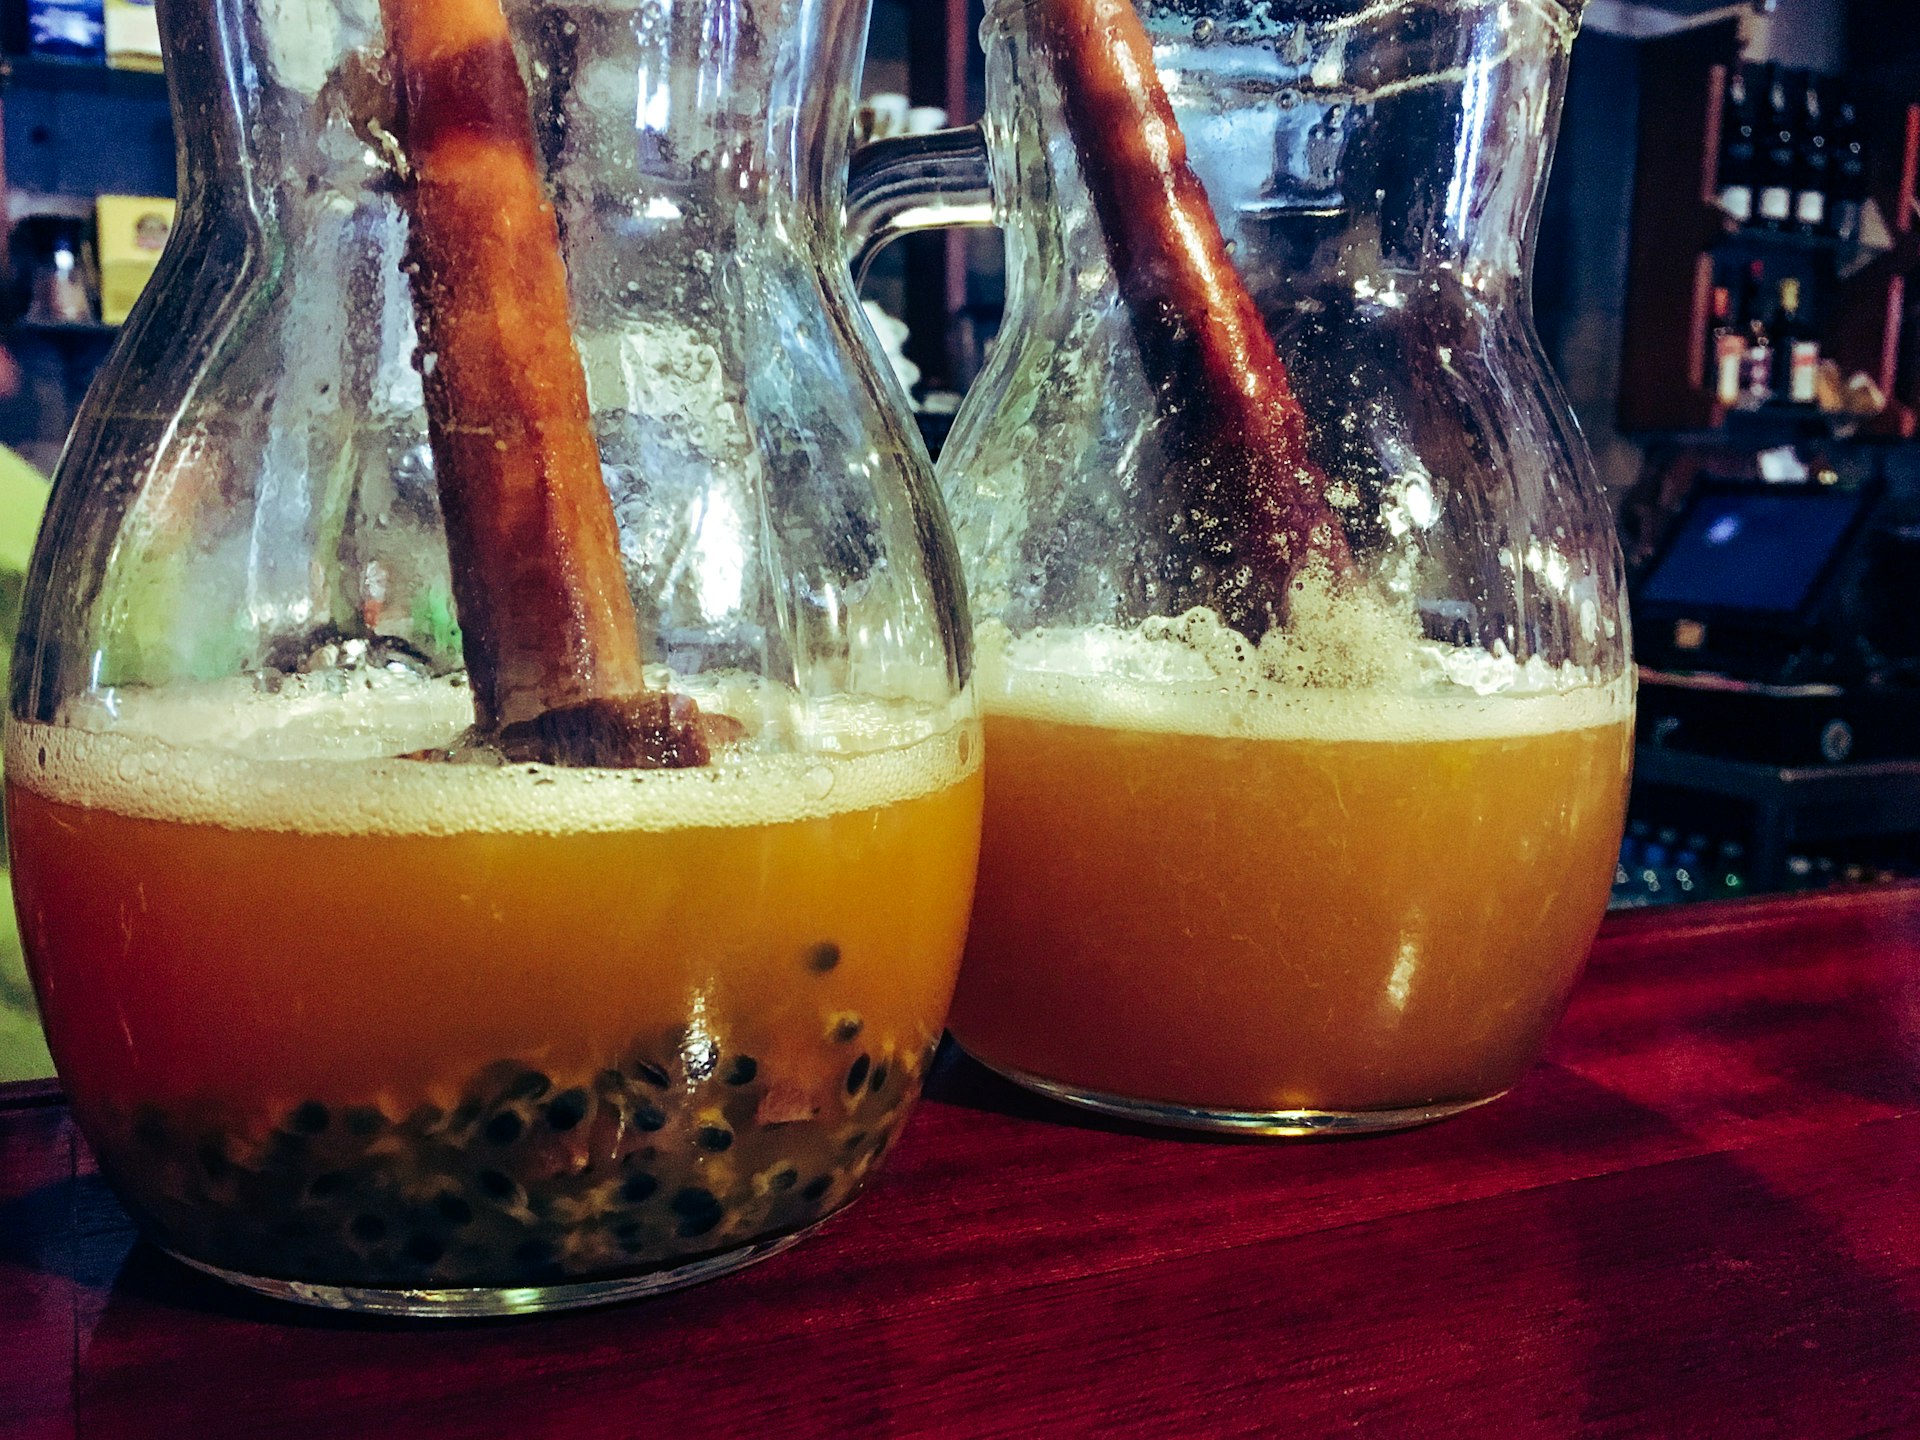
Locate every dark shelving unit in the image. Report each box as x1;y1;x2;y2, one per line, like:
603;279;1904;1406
11;317;116;339
1635;743;1920;891
1619;23;1919;441
0;52;164;99
0;13;174;457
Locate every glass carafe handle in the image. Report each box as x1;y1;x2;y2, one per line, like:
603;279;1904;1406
845;124;996;284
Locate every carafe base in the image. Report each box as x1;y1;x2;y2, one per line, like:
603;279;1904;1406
164;1223;822;1318
970;1054;1506;1137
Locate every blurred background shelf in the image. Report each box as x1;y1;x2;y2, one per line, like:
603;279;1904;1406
1632;745;1920;891
12;316;114;338
0;51;164;98
1615;22;1917;439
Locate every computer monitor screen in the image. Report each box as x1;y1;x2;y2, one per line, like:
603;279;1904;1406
1639;488;1866;618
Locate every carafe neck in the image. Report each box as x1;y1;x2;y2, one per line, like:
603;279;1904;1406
156;0;870;247
987;0;1578;300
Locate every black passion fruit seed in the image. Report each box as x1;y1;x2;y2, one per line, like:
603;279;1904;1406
808;942;841;974
545;1089;588;1132
103;1021;932;1288
670;1188;725;1238
484;1111;525;1145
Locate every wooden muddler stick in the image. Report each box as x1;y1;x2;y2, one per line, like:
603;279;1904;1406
1041;0;1352;632
381;0;711;767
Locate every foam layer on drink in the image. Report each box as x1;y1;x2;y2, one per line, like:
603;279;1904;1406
977;607;1631;743
7;672;979;836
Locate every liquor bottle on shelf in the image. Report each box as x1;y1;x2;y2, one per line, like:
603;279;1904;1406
1638;841;1675;905
1758;66;1797;231
1795;75;1830;236
1612;836;1641;908
1772;277;1820;406
1717;64;1759;226
1672;845;1703;900
1740;261;1774;409
1830;95;1868;247
1712;843;1748;901
1712;283;1744;408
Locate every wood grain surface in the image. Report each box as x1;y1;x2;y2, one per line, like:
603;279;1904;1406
3;888;1919;1439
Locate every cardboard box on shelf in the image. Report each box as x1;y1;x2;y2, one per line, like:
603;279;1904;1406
104;0;160;71
96;194;174;326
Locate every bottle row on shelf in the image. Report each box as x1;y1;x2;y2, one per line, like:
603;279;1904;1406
1715;62;1870;245
1611;821;1915;911
1611;826;1747;909
1710;261;1826;413
1705;255;1890;420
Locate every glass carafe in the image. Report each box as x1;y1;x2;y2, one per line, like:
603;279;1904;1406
8;0;980;1315
852;0;1630;1134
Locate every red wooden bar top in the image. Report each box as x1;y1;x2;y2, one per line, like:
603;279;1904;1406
5;887;1920;1437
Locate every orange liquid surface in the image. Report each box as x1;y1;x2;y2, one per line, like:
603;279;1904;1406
949;709;1631;1115
9;762;983;1122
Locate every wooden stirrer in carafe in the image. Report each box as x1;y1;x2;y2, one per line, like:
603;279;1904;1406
1041;0;1352;636
378;0;724;768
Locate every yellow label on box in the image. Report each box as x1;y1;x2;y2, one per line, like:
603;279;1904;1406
104;0;161;71
96;195;175;326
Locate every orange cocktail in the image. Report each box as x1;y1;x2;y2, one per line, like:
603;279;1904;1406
948;645;1630;1131
9;677;981;1291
